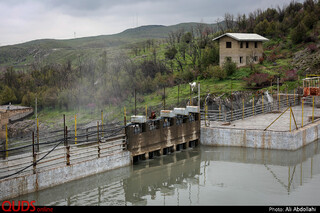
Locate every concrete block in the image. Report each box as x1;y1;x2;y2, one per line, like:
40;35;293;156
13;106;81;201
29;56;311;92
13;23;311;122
160;110;175;118
131;115;147;123
186;106;199;113
173;108;188;116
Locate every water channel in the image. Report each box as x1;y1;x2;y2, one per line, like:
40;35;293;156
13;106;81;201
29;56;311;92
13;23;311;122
15;141;320;206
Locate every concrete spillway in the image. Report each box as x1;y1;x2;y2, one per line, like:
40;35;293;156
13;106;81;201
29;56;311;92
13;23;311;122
201;105;320;150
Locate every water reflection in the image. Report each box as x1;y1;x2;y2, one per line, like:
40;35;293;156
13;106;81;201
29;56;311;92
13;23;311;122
15;140;320;205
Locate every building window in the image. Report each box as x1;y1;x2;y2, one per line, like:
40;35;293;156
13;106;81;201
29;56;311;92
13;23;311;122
255;42;258;48
240;56;243;64
246;42;249;48
254;56;258;62
240;42;243;48
226;42;232;48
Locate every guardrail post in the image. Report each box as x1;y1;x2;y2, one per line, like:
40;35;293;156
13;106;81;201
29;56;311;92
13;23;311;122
1;140;5;159
63;114;66;146
302;99;304;127
242;98;244;119
66;126;70;166
97;121;100;158
252;96;255;116
86;128;89;143
32;131;36;174
75;114;77;145
262;94;264;114
5;124;8;158
37;118;39;152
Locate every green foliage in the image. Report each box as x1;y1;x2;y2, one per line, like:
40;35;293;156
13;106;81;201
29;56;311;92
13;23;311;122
211;65;227;80
291;22;308;44
164;47;177;60
0;86;17;104
222;57;237;76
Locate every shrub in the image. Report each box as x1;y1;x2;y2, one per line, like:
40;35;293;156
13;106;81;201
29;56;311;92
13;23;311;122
222;57;237;76
212;65;227;80
283;69;298;81
244;73;271;87
259;57;264;65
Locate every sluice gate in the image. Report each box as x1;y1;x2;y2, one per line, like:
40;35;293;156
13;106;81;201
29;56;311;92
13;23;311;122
126;106;200;162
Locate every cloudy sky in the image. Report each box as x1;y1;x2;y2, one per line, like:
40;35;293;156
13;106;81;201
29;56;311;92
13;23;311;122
0;0;299;46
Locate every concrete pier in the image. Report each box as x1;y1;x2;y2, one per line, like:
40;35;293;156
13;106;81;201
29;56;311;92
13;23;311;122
201;105;320;150
0;151;131;201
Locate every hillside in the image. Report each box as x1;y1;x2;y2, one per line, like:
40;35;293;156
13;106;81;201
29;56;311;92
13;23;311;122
1;0;320;130
0;22;218;69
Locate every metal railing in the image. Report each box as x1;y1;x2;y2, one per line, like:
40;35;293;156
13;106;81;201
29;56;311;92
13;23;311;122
0;122;127;180
201;94;300;123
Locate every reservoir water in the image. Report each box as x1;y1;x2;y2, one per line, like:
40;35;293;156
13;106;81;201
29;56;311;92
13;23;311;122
15;141;320;206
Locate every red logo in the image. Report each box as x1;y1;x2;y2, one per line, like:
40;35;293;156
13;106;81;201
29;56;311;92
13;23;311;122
1;201;36;212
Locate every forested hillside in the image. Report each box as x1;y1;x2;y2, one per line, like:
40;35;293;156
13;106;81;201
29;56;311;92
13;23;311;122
0;0;320;122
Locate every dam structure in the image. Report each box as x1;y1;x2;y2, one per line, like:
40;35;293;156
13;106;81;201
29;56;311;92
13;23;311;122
201;77;320;150
2;78;320;201
0;106;200;201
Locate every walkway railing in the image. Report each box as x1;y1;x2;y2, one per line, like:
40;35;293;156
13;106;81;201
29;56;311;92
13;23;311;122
201;94;300;123
0;122;127;180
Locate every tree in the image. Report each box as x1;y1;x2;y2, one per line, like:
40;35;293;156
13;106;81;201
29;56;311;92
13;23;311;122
291;22;307;44
0;86;17;104
182;32;192;44
254;19;269;36
164;47;177;60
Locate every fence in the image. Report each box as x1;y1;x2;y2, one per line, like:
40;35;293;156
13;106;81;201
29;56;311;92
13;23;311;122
201;93;300;124
0;120;127;180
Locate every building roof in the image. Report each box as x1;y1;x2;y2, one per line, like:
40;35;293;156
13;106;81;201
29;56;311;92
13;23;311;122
212;33;269;42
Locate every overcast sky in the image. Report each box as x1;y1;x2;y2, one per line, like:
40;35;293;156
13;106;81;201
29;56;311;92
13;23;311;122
0;0;300;46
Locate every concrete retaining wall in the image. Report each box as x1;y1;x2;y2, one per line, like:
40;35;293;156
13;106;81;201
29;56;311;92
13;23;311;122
0;151;131;201
200;120;320;150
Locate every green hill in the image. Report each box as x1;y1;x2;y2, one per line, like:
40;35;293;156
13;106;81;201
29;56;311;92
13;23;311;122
0;22;218;68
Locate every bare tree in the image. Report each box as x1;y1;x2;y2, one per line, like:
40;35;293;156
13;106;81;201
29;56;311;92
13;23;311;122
224;13;235;31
